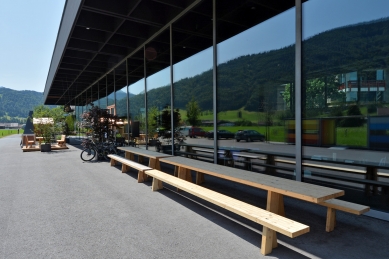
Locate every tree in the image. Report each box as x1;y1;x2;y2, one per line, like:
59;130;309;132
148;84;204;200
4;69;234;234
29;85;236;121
33;105;66;136
81;105;120;141
339;104;364;127
186;97;201;126
160;106;181;131
283;76;345;114
147;106;159;137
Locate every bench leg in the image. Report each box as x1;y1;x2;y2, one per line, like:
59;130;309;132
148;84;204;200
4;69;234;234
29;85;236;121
265;155;276;175
138;170;147;183
110;158;116;166
177;167;191;192
174;166;178;177
261;226;274;255
125;152;134;161
138;156;144;164
178;167;192;182
152;178;163;191
365;166;379;196
266;191;282;249
121;164;128;173
196;172;205;184
278;195;285;217
149;158;160;170
326;207;336;232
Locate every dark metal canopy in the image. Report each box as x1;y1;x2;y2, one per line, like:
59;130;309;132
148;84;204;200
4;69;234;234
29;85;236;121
44;0;297;106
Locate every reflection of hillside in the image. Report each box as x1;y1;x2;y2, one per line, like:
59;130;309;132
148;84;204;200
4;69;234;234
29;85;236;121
116;18;389;116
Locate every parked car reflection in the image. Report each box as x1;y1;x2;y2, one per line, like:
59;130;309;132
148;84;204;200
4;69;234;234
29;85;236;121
235;130;265;142
205;130;235;139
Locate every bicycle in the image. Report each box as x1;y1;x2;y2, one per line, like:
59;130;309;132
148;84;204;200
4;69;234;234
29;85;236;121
80;138;98;161
102;139;118;160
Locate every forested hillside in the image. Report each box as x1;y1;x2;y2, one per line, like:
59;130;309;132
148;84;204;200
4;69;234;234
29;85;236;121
0;87;44;123
2;17;388;123
115;17;389;116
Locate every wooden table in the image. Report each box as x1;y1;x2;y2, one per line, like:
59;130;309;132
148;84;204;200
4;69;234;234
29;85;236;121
117;147;173;170
159;156;344;248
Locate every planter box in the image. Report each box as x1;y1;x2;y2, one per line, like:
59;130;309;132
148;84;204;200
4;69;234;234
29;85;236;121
41;143;52;152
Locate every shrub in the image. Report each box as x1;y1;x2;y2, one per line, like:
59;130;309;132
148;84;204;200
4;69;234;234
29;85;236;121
339;105;364;127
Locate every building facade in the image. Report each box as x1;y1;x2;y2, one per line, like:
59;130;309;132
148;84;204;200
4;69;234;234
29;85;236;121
44;0;389;218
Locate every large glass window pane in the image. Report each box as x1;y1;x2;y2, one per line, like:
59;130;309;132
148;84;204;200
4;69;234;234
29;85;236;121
113;62;127;140
217;2;296;174
302;0;389;213
172;0;214;159
127;50;145;145
106;71;115;109
145;29;171;150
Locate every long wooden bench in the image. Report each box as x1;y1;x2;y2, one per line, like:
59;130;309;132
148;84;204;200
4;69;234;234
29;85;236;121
161;158;370;234
146;169;310;255
262;158;372;229
319;199;370;232
108;154;152;183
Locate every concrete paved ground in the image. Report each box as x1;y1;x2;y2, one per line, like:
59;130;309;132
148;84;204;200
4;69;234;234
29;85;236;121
1;134;388;259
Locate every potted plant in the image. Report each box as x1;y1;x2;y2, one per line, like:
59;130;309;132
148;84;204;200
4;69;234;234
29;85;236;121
41;124;53;152
40;123;53;152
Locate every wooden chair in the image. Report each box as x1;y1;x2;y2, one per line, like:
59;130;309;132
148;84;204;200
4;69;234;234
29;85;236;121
57;135;66;147
25;135;36;148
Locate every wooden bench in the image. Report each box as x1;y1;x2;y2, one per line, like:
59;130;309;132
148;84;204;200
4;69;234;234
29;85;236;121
267;159;372;230
108;154;152;183
146;169;310;255
57;135;66;147
319;199;370;232
159;156;345;233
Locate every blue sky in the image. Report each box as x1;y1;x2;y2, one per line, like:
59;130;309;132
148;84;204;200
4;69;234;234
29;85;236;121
1;0;388;94
0;0;66;92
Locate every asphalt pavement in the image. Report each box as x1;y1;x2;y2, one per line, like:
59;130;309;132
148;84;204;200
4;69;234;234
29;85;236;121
1;134;388;259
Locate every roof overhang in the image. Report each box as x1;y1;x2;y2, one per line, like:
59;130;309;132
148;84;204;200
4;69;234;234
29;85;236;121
44;0;299;106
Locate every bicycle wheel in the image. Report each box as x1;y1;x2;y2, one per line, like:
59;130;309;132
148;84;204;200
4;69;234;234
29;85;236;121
80;148;97;161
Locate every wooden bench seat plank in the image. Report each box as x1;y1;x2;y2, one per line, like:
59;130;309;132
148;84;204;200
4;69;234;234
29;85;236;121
108;154;152;182
319;199;370;215
108;154;151;171
318;199;370;232
147;170;309;237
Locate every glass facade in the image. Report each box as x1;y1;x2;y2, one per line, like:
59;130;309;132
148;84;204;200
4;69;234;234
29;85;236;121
78;0;389;214
173;0;214;155
302;0;389;212
217;5;296;172
145;29;171;149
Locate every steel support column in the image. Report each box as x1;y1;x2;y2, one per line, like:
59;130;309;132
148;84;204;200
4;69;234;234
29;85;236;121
295;0;302;181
